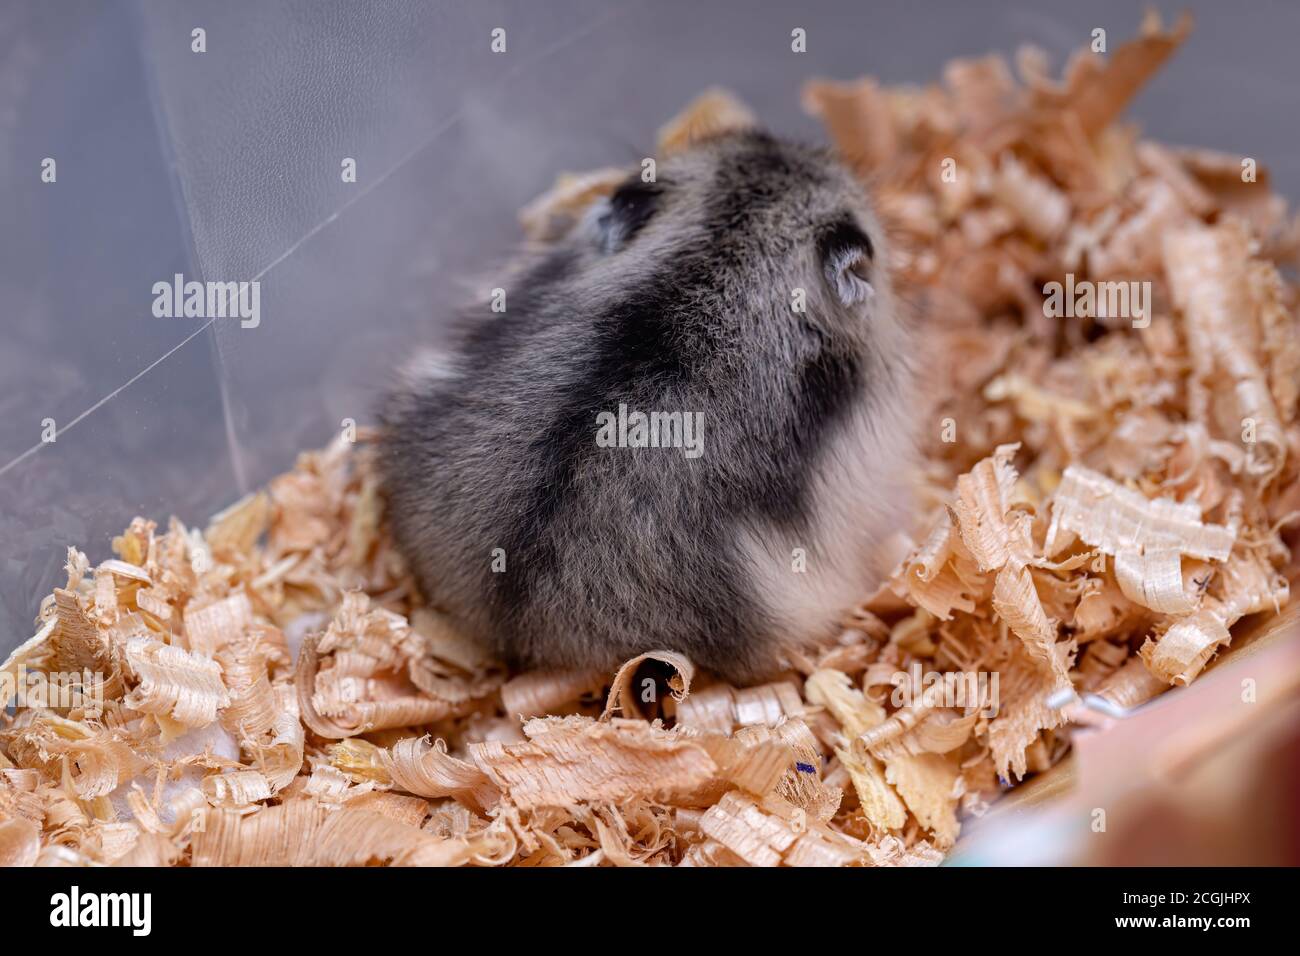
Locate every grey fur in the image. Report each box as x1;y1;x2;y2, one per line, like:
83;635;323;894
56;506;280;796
378;130;916;683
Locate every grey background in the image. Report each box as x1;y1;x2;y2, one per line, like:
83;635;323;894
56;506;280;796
2;0;1297;656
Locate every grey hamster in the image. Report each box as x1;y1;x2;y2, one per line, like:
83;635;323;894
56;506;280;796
378;129;915;684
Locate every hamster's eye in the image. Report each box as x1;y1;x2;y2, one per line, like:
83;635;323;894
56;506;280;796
593;180;662;253
818;218;875;307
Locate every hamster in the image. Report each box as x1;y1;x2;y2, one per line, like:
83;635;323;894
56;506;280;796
378;128;915;683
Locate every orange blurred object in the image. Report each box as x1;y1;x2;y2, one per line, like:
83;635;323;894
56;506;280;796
953;605;1300;865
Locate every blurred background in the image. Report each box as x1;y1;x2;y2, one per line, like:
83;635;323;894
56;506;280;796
2;0;1299;656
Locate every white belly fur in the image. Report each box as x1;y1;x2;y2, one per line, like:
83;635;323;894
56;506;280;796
739;397;915;652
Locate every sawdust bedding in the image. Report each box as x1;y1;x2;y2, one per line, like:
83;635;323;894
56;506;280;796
3;13;1298;867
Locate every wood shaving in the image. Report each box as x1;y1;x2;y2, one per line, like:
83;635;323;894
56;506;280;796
1046;465;1236;561
656;87;756;157
3;15;1295;865
467;717;717;811
122;637;229;728
380;736;499;814
499;668;604;719
603;649;694;720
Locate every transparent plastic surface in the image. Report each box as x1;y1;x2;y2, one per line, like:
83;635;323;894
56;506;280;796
2;0;1298;655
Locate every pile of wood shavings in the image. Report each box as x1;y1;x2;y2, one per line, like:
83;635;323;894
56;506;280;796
3;14;1298;867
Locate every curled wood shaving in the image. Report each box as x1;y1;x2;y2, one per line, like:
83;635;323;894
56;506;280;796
1047;465;1236;561
736;719;841;822
656;87;756;156
205;492;271;558
468;717;716;811
200;769;272;808
1097;656;1169;710
500;667;604;719
691;734;792;800
1164;223;1287;480
296;593;482;738
893;512;981;620
380;736;500;814
801;77;897;174
677;838;749;867
700;790;869;868
992;563;1071;684
804;669;916;829
603;649;694;719
1057;10;1193;138
993;154;1070;242
879;747;962;848
191;799;471;867
326;737;390;784
1139;605;1233;686
217;634;281;739
294;633;357;738
251;711;305;792
123;638;229;728
344;791;428;827
3;714;151;800
698;791;800;867
989;643;1074;780
953;443;1024;572
805;669;885;740
1113;547;1196;614
183;592;252;657
908;707;982;755
675;680;804;734
51;588;121;701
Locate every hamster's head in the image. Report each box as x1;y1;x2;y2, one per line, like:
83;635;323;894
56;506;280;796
533;129;907;370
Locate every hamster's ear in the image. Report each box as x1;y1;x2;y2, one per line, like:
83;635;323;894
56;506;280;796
587;180;662;253
819;218;876;307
